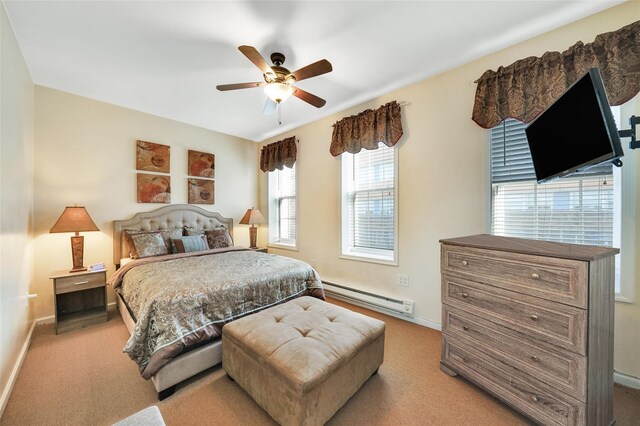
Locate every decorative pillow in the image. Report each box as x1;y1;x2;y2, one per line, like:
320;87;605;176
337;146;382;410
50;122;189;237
124;228;183;257
172;235;209;253
129;232;168;259
184;226;205;236
205;227;233;249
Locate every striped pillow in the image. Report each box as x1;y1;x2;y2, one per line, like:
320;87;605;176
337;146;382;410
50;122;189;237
172;235;208;253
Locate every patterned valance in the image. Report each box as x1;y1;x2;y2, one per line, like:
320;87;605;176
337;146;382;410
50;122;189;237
472;20;640;129
330;101;403;157
260;136;297;172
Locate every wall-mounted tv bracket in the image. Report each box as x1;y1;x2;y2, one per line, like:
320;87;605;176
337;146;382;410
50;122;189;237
618;115;640;150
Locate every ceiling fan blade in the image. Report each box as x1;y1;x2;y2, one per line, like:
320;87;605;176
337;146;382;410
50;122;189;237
216;82;266;91
263;98;277;115
289;59;332;82
292;87;326;108
238;45;274;75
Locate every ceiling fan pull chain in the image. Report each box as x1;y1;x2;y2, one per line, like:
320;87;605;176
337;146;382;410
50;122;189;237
278;102;282;125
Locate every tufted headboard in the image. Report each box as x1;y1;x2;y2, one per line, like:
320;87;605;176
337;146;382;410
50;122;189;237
113;204;234;266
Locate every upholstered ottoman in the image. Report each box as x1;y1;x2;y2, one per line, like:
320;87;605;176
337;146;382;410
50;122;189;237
222;296;385;426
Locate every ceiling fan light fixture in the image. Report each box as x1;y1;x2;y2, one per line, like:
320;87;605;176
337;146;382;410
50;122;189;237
264;83;293;103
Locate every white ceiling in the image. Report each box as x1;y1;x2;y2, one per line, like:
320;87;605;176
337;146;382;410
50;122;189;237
4;1;623;142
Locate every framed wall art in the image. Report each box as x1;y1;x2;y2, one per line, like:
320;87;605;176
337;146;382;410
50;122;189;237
136;140;170;173
188;150;215;178
137;173;171;203
188;178;214;204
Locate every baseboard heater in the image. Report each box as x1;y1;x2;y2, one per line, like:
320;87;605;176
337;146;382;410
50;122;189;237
322;281;414;317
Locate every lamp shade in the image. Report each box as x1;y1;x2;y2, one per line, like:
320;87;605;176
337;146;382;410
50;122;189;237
264;83;294;103
239;208;267;225
50;206;99;233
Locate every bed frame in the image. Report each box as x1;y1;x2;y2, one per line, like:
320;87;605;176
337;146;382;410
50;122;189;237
113;204;234;400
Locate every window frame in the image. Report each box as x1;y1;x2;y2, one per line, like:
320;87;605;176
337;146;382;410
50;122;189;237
486;115;631;301
340;144;399;266
610;106;635;303
267;164;297;251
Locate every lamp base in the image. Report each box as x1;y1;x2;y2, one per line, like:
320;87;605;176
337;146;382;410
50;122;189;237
70;235;86;273
249;226;258;249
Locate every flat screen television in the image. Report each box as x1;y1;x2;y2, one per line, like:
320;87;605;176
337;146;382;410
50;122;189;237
525;68;623;183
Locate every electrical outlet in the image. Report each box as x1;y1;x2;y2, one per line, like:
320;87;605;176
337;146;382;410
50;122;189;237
398;274;409;287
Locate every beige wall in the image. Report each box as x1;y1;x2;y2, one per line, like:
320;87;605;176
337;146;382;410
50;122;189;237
0;2;34;411
259;2;640;378
32;87;257;318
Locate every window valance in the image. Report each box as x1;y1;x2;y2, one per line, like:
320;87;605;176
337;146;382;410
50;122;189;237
472;20;640;129
330;101;403;157
260;136;297;172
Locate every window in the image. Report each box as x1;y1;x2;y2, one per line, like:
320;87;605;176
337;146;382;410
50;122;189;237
341;143;397;263
268;165;296;248
490;117;621;292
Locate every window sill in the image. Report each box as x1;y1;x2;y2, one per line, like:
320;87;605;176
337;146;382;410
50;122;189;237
268;242;298;252
339;253;397;267
615;294;634;304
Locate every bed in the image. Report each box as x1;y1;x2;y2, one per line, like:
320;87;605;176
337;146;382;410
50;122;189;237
110;204;324;400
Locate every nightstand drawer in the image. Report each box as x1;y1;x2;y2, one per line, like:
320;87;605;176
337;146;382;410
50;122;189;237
443;275;587;355
55;271;105;294
442;305;586;401
441;244;587;308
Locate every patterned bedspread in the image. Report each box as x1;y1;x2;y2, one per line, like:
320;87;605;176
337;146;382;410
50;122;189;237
108;248;324;378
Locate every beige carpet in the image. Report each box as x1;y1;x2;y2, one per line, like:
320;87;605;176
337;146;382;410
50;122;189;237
1;299;638;426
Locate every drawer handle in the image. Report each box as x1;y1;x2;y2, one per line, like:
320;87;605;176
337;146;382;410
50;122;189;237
462;260;468;266
74;281;89;285
461;292;469;299
462;325;470;331
530;314;539;321
531;395;539;403
531;273;540;280
531;355;539;362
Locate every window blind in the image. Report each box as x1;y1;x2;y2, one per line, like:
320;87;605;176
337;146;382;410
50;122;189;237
269;165;296;244
343;144;395;255
491;118;614;248
491;118;612;184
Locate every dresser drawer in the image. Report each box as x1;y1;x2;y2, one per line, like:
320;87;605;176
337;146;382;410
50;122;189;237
442;336;585;426
55;272;106;294
441;244;587;308
442;305;587;401
442;275;587;355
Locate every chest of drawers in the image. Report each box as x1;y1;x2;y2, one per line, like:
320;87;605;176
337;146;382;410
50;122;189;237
440;234;618;426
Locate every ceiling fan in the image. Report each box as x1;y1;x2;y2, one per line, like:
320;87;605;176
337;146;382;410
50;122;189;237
217;45;332;117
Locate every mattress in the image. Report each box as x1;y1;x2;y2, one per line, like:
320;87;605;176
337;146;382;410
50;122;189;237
108;247;324;378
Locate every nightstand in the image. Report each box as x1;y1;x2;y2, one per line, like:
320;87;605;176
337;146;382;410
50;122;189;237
50;269;108;334
249;247;268;253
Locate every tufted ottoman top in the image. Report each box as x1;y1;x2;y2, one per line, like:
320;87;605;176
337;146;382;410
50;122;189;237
223;296;386;395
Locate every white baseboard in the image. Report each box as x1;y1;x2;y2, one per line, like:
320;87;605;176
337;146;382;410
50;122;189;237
35;314;55;324
0;320;37;418
410;315;442;331
614;371;640;389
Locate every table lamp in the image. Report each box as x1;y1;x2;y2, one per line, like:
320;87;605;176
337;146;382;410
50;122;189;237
50;206;99;273
239;207;266;249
